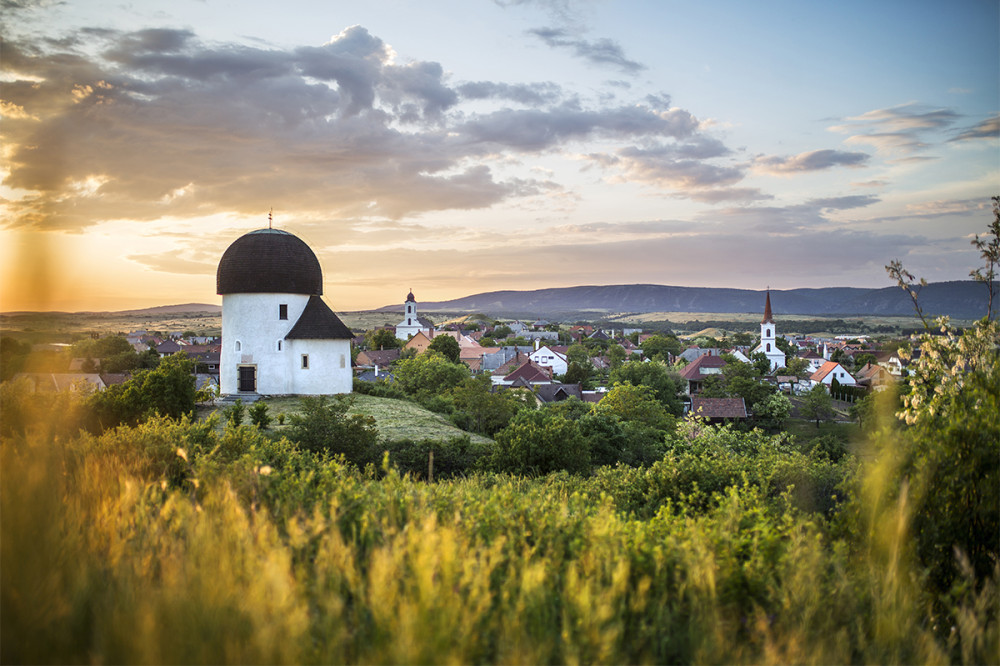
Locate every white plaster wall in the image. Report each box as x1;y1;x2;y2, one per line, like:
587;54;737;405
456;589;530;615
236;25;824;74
221;293;309;395
285;339;352;394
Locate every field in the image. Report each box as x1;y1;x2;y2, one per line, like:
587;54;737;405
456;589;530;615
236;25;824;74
0;306;958;343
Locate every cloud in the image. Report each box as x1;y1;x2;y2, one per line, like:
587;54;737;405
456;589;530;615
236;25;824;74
754;149;869;174
584;135;744;192
0;24;741;231
950;114;999;142
805;195;880;211
456;81;563;106
829;103;960;155
458;103;700;151
685;188;774;204
528;27;646;74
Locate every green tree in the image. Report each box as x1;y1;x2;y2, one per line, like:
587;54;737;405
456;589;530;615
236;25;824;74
566;343;591;367
285;395;379;465
87;353;198;429
393;351;468;398
486;409;590;475
563;362;592;387
781;356;810;377
609;360;684;416
640;334;682;361
969;196;999;319
595;382;675;432
800;384;833;428
427;334;461;363
751;393;791;431
450;375;527;436
749;351;772;376
606;344;627;369
367;329;402;350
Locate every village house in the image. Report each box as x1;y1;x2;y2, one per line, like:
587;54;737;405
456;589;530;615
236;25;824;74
810;360;857;388
689;397;748;424
678;353;727;395
529;345;569;376
855;362;896;391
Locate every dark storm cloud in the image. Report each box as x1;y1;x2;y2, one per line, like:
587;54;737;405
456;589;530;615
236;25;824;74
528;27;646;74
754;149;869;174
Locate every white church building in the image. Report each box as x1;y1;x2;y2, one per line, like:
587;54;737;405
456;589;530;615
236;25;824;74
395;290;433;340
754;290;787;372
217;228;353;396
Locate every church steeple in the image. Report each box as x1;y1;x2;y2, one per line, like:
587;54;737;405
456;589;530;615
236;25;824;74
761;289;775;324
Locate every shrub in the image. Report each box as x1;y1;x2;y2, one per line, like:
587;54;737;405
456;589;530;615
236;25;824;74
485;409;590;476
284;396;380;467
248;401;271;429
224;399;245;428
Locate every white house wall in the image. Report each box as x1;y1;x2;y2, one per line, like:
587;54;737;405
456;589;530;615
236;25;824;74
221;292;351;395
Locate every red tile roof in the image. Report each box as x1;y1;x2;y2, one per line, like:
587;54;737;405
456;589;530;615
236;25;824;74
679;353;727;380
810;360;840;382
691;397;747;419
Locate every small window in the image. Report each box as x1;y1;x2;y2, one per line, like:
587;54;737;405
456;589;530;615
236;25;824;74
766;343;771;352
277;340;282;351
301;354;309;369
235;340;242;352
340;354;346;369
279;304;288;320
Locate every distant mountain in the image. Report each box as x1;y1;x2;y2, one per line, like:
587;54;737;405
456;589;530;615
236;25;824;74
113;303;222;316
376;282;997;320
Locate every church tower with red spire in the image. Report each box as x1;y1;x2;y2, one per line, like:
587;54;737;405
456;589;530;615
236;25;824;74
757;290;786;372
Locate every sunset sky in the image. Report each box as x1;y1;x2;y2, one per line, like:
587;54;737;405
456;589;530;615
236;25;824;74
2;0;997;313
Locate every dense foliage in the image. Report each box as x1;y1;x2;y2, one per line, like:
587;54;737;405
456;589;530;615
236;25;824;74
2;304;997;663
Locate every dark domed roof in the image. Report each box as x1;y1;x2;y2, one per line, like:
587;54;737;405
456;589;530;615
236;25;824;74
406;290;416;302
217;229;323;295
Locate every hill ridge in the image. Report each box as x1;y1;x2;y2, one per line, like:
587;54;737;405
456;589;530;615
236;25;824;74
375;281;997;320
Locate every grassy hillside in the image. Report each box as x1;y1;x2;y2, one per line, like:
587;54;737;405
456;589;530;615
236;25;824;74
211;393;493;446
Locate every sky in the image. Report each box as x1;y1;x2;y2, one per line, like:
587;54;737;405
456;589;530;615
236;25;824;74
1;0;997;312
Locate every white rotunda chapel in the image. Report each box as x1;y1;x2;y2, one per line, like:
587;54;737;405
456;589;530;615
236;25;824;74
217;228;353;396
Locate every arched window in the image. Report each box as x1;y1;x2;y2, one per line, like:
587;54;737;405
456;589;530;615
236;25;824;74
765;328;770;337
766;343;771;352
235;340;242;352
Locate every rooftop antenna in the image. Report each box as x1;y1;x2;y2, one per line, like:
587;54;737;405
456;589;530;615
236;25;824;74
268;207;273;229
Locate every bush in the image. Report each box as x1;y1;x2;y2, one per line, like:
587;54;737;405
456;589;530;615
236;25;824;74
353;378;406;400
380;435;490;480
248;401;271;429
485;409;590;476
224;399;245;428
284;396;380;467
86;353;197;430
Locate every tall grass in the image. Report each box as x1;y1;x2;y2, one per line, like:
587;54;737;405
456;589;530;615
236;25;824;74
2;387;997;663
